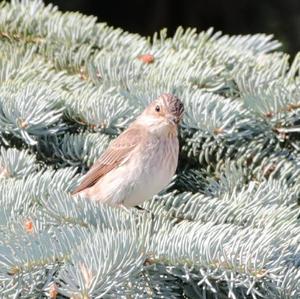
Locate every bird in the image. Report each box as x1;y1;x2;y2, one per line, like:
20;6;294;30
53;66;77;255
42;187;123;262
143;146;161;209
72;93;184;209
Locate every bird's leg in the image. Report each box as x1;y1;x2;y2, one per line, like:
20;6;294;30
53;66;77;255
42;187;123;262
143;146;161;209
134;205;147;211
134;205;155;221
135;205;154;215
118;204;154;220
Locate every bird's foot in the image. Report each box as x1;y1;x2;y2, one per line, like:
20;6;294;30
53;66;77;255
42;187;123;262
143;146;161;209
117;204;154;220
134;205;148;212
134;205;155;220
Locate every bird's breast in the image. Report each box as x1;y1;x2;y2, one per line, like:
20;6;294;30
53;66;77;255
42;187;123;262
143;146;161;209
124;136;179;206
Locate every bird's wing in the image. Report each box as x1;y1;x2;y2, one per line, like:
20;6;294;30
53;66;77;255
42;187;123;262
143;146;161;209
72;125;145;194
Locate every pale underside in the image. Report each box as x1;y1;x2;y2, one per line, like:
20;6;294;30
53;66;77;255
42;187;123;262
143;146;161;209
74;123;179;207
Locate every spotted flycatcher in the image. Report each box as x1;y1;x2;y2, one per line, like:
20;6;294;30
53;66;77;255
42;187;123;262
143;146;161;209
72;93;184;208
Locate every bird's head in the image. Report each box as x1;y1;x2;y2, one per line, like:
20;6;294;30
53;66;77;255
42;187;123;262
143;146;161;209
137;93;184;135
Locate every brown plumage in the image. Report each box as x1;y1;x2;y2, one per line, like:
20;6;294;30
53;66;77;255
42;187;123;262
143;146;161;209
72;93;184;208
72;126;147;194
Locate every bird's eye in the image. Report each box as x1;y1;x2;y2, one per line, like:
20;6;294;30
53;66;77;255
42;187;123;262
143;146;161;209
155;105;160;112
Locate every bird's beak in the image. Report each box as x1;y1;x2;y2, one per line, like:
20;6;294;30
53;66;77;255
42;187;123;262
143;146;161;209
167;115;180;126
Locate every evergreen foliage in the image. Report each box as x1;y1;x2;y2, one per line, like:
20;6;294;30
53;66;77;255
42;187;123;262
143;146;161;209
0;0;299;298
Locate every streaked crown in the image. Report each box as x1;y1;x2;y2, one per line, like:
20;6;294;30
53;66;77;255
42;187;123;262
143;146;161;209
159;93;184;119
141;93;184;127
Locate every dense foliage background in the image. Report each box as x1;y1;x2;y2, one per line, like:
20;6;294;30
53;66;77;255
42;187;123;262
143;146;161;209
0;0;299;298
